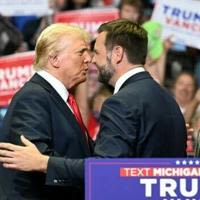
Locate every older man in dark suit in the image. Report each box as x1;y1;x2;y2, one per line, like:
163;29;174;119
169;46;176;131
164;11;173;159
0;23;92;200
0;19;187;187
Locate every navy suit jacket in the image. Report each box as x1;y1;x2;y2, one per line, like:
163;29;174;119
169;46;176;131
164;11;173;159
0;74;92;200
94;71;187;157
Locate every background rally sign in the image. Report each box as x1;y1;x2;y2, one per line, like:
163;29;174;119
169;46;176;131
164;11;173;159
0;0;51;16
54;8;119;38
86;158;200;200
151;0;200;49
0;52;35;107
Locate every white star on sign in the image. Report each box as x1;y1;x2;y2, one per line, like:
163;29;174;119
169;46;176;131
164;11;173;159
195;160;200;165
176;160;180;165
189;160;194;165
182;160;187;165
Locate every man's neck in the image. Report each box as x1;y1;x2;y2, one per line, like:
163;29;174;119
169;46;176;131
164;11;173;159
113;66;145;94
111;64;144;86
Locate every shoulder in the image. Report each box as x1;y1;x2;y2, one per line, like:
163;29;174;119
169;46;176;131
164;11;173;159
101;92;139;118
15;80;49;100
9;80;51;111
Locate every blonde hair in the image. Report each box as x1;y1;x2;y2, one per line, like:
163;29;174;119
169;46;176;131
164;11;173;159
34;23;89;70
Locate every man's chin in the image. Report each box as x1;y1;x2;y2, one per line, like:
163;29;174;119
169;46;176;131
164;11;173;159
77;76;87;85
98;76;110;85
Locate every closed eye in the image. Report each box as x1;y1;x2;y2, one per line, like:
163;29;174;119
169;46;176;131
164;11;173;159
93;49;99;55
76;48;88;56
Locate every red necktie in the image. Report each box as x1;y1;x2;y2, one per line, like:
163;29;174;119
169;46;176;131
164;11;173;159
67;93;88;141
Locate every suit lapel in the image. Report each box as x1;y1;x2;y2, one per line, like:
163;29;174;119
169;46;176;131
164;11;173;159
119;71;152;91
50;90;91;154
30;74;90;154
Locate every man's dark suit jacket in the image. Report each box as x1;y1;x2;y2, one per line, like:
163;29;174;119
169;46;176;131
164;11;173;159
0;74;92;200
46;71;187;182
94;71;187;157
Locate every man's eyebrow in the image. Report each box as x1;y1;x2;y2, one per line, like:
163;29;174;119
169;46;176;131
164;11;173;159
75;47;89;53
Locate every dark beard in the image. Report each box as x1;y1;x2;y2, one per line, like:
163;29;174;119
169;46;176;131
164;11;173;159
98;68;113;84
98;56;115;84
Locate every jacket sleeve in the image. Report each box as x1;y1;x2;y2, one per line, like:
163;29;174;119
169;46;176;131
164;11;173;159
46;157;84;186
45;96;139;185
45;138;94;186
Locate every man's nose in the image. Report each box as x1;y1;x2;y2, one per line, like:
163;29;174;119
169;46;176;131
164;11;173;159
85;51;92;63
91;55;96;64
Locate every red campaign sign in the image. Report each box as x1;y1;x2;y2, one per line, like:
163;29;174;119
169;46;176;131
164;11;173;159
54;8;119;37
0;52;35;107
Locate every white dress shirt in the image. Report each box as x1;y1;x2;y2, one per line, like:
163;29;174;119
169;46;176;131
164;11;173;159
114;67;145;94
37;70;73;112
37;70;68;102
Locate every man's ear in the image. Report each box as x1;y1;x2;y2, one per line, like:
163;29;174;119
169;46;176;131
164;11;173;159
112;46;124;64
48;55;60;68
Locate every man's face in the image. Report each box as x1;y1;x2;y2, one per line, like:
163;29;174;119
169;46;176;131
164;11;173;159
92;32;115;84
57;35;91;88
174;74;195;104
120;4;140;23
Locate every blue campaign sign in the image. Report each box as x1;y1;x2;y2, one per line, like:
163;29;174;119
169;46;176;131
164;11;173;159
85;158;200;200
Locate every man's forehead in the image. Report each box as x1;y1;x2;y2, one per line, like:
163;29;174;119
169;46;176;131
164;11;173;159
96;32;107;41
95;32;107;47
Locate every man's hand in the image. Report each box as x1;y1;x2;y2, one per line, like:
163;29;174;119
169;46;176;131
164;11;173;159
0;135;49;173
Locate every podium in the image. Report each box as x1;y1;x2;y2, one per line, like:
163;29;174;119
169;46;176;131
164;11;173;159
85;158;200;200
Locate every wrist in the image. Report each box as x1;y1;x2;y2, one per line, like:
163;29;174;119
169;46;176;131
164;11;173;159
38;155;49;173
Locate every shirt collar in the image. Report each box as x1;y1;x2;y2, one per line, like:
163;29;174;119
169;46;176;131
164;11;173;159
37;70;69;102
114;67;145;94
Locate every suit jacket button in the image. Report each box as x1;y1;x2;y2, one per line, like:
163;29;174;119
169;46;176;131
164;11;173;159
53;179;58;183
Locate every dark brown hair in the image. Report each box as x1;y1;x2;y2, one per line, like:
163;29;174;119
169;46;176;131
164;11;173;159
98;19;148;65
